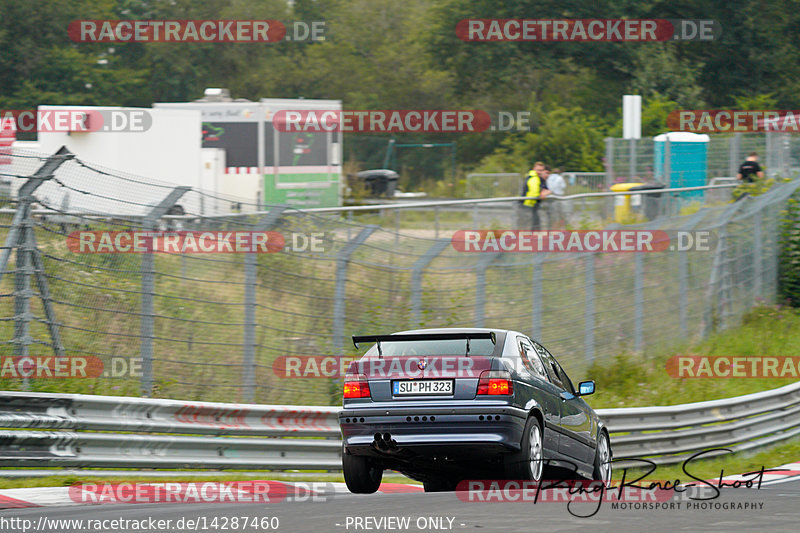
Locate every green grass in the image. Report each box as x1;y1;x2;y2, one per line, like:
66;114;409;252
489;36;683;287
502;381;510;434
587;304;800;409
613;434;800;482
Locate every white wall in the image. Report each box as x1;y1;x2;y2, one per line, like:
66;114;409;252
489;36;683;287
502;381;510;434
11;106;202;215
36;106;202;187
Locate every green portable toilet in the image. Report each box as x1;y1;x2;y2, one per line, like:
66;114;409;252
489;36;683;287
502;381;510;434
654;132;709;199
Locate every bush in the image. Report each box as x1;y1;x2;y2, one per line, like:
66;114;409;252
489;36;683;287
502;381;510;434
779;190;800;307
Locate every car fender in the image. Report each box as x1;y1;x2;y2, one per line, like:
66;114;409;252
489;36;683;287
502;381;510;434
595;418;612;456
522;399;545;426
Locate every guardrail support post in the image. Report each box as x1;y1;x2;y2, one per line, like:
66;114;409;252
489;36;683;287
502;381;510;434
584;253;595;364
242;207;286;402
411;239;450;325
332;227;377;352
140;186;190;397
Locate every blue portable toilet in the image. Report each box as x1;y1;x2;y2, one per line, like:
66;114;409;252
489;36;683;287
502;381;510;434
654;132;709;199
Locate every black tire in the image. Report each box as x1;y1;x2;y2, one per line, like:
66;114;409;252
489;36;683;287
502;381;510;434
592;431;612;484
504;416;544;481
342;450;383;494
423;477;459;492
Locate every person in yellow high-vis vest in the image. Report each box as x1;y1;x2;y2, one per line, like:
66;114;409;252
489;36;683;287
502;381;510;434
522;161;551;230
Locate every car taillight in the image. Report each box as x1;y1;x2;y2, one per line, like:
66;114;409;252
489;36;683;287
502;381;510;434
477;370;513;395
343;374;371;399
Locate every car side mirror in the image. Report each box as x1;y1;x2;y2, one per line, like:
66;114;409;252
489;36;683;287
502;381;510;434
577;380;595;396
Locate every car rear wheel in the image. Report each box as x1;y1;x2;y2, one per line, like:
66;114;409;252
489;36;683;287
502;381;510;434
592;431;612;484
504;416;543;481
343;450;383;493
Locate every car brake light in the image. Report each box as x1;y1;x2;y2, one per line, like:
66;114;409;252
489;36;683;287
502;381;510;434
477;370;513;395
343;374;371;399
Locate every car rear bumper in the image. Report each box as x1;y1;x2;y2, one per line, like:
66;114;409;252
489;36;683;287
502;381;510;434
339;405;528;456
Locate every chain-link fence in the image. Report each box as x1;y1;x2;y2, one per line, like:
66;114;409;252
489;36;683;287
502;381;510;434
606;132;800;183
2;147;798;405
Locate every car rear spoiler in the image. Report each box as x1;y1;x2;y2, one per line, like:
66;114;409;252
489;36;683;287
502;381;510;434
352;332;496;357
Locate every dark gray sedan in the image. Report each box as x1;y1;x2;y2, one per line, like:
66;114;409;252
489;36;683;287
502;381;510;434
338;328;611;493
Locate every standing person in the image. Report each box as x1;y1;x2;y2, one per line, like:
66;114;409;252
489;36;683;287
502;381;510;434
522;161;551;230
737;152;764;183
546;166;567;229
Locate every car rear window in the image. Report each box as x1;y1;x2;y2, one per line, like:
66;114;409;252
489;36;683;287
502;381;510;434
363;338;496;357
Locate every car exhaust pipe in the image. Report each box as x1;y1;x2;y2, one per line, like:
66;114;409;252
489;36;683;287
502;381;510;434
373;432;388;451
372;432;397;452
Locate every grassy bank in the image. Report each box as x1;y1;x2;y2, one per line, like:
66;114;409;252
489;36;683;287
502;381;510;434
587;304;800;409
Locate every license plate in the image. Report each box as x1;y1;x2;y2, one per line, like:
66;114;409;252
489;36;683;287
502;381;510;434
393;380;453;396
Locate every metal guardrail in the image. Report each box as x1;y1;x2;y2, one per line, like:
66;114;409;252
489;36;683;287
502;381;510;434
2;382;799;473
597;381;800;469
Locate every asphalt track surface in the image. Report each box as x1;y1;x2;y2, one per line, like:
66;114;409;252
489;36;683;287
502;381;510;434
2;477;800;533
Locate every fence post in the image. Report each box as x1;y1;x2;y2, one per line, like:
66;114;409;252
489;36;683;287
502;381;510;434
242;207;286;402
475;252;502;327
140;186;190;397
702;201;744;337
678;210;705;338
628;138;636;179
584;253;595;364
753;210;763;304
605;137;615;185
410;239;450;325
1;148;72;390
0;147;72;286
332;227;376;352
634;252;644;352
665;138;672;187
13;217;33;387
730;133;741;177
531;253;545;341
28;231;65;358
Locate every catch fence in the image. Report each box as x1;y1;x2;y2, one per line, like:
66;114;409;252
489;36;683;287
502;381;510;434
1;147;797;404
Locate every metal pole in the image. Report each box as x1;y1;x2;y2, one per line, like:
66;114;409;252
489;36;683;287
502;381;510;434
629;138;636;179
13;207;33;393
140;187;190;396
242;207;286;402
605;137;614;185
531;254;544;341
0;147;73;285
474;252;502;327
634;252;644;352
665;138;672;188
332;227;376;351
29;233;65;358
584;253;595;364
753;211;763;304
679;249;688;338
730;133;741;177
678;210;705;338
410;239;450;325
